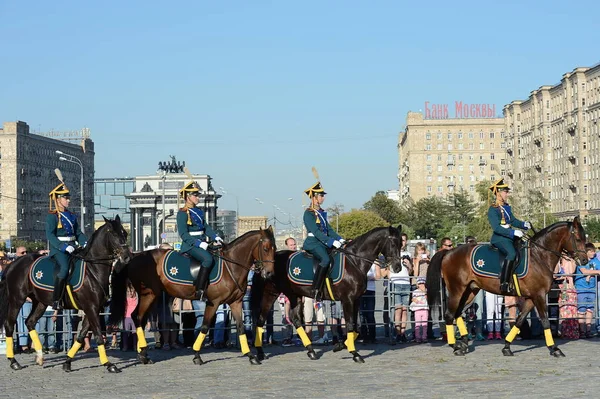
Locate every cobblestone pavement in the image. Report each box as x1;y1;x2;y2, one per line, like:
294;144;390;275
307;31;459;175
2;338;600;398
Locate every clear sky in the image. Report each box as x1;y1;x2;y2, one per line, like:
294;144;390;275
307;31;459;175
1;1;598;224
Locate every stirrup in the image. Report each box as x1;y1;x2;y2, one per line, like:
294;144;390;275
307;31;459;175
52;301;63;311
499;282;513;295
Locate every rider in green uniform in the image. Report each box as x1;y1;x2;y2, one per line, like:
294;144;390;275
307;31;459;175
46;180;87;310
487;179;531;295
302;176;345;301
177;180;223;300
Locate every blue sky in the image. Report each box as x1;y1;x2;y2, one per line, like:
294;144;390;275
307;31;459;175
1;1;598;223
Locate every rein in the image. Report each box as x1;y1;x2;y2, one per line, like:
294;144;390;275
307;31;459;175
522;223;586;264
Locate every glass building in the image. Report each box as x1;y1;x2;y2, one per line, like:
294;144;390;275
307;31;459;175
94;177;135;228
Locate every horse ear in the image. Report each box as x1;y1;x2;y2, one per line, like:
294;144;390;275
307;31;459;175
115;214;121;223
573;216;580;225
397;224;402;233
103;216;109;223
268;225;273;233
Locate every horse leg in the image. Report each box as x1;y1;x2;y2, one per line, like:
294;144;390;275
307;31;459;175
341;299;364;363
443;292;464;355
229;300;261;365
453;289;476;355
533;294;564;357
254;292;277;362
502;298;535;356
192;302;217;365
25;300;48;366
63;315;90;372
134;293;156;365
3;300;25;370
87;311;121;373
289;296;318;360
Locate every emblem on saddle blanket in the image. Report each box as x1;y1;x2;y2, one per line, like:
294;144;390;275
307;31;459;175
287;251;346;286
469;245;529;279
162;250;223;286
30;256;86;292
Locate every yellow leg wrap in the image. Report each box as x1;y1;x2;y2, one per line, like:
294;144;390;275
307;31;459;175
136;327;147;353
67;341;82;358
6;337;14;358
29;330;43;352
254;326;264;348
192;332;206;352
446;325;456;345
98;344;108;365
296;326;312;347
239;334;250;355
544;329;555;347
456;317;468;337
345;332;356;352
505;326;520;343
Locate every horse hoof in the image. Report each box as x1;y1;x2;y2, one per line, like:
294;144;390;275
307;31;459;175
550;348;565;358
502;348;514;356
106;363;121;373
248;355;262;365
35;356;44;366
307;350;318;360
9;359;22;371
137;354;153;365
332;342;346;353
256;352;265;362
351;352;365;363
62;362;72;373
453;349;465;356
193;354;205;365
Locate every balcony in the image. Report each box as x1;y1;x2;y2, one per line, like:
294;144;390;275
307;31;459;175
478;159;487;166
446;159;455;166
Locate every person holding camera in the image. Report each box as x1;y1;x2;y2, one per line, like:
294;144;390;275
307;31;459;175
413;242;430;278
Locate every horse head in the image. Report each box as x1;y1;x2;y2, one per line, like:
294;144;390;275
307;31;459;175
100;215;133;265
564;216;588;266
254;226;276;278
382;224;403;273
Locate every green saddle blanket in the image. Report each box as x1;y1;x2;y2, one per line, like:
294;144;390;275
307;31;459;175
287;251;346;286
470;245;529;279
162;250;223;286
30;256;86;292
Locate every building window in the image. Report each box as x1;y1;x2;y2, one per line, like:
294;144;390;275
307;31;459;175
501;142;506;148
426;133;431;140
491;174;495;181
437;186;443;193
448;144;453;150
490;132;495;139
437;133;442;140
490;153;495;160
427;165;432;171
458;143;464;150
437;144;442;150
447;132;452;140
490;142;495;149
458;132;463;139
459;175;464;182
427;175;432;182
479;132;484;139
437;154;442;161
437;165;443;172
426;154;431;161
469;132;474;139
469;185;474;192
479;143;484;149
437;175;443;182
425;144;431;150
469;143;474;150
458;154;463;160
427;186;432;192
458;165;464;171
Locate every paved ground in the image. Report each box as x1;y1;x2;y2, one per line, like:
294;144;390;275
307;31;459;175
2;338;600;398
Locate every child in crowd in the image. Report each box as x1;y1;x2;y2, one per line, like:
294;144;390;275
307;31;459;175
410;278;429;343
122;281;138;351
574;243;600;338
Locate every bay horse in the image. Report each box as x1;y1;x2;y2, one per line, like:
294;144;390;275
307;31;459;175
0;216;132;372
251;225;403;363
427;216;588;357
109;227;276;366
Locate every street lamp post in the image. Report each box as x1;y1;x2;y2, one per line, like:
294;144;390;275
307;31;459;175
56;150;85;234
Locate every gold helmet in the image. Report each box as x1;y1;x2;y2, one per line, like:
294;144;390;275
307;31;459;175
179;181;202;199
489;178;510;195
305;166;326;198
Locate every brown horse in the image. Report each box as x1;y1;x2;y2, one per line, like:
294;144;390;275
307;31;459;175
109;227;276;365
0;216;132;373
426;216;588;357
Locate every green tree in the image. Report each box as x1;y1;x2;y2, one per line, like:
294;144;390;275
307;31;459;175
466;180;494;242
410;196;448;239
337;209;389;239
584;219;600;243
363;191;402;224
326;202;345;232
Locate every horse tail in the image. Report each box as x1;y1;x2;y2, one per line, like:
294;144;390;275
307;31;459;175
0;279;8;328
426;249;449;307
109;260;129;325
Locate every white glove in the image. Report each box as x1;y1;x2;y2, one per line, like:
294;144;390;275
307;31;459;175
338;238;346;245
65;245;75;254
199;242;209;250
513;230;524;238
215;237;224;245
332;240;342;249
524;221;531;229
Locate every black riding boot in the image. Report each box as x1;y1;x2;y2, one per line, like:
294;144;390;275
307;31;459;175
311;265;328;302
499;259;516;295
195;266;211;300
52;277;66;310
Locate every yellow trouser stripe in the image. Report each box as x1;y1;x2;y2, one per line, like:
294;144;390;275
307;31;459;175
29;330;43;352
254;326;264;348
544;329;555;347
98;344;108;365
345;332;356;352
446;325;456;345
67;341;82;358
456;317;468;336
296;326;312;347
239;334;250;355
512;274;522;296
325;278;335;301
505;326;520;343
66;285;79;310
6;337;14;358
136;327;147;353
193;332;207;352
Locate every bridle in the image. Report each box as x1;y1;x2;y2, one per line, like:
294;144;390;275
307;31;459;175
72;226;130;264
524;223;587;264
337;233;402;272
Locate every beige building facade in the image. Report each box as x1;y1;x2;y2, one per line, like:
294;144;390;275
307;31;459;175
237;216;268;237
398;112;506;202
504;63;600;219
0;121;94;243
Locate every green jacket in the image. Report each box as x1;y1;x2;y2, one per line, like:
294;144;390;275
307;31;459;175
45;210;87;257
303;207;341;249
177;207;218;253
487;204;525;243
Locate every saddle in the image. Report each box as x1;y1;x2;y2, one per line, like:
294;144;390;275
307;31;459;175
30;256;86;292
287;251;346;286
470;242;529;279
162;250;223;286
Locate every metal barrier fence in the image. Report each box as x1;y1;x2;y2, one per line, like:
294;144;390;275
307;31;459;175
1;273;599;354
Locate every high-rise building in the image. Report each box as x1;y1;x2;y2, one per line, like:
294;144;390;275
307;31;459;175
216;210;237;241
398;112;506;202
504;63;600;219
0;121;94;243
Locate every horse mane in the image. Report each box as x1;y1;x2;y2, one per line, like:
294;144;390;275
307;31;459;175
531;221;570;242
228;227;275;247
346;226;391;249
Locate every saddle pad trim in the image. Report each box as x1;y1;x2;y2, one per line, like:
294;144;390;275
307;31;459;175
29;256;86;292
470;245;529;279
162;250;223;286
